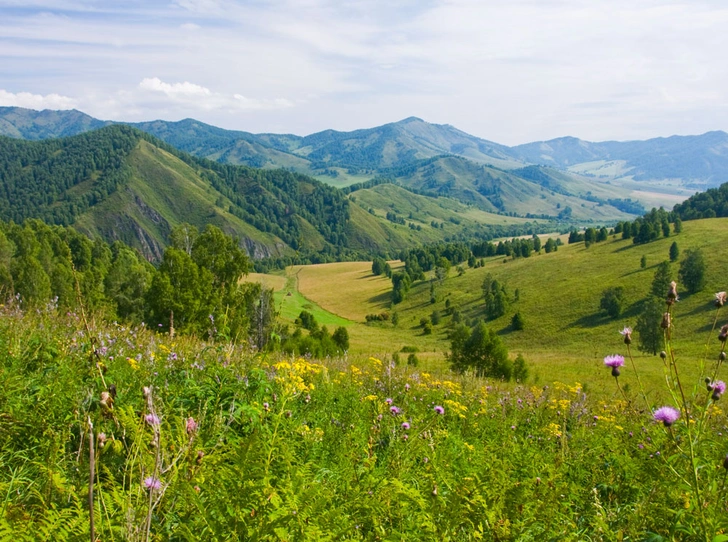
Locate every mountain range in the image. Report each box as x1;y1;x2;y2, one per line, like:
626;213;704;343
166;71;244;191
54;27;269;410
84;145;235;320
1;106;722;261
2;107;725;194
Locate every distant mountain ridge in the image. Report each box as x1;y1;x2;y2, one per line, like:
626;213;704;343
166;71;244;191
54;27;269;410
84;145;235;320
2;106;725;193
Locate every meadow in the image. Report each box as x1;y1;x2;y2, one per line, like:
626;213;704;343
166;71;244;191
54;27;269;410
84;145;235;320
3;218;728;540
243;219;728;399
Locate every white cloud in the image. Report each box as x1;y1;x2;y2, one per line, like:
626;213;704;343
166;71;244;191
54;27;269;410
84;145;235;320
139;77;211;98
0;89;77;110
138;77;294;112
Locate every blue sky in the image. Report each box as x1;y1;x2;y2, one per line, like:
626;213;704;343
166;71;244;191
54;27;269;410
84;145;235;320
1;0;727;144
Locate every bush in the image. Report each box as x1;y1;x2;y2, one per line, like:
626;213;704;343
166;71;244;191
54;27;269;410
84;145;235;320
407;352;419;366
511;312;525;331
599;287;626;319
679;248;706;294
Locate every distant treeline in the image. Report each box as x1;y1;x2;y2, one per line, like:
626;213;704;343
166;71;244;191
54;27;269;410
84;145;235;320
372;235;561;304
673;182;728;220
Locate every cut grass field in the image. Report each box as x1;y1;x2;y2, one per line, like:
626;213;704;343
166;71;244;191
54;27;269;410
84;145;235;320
251;218;728;398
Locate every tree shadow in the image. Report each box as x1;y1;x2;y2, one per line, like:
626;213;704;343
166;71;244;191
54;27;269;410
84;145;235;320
368;291;392;306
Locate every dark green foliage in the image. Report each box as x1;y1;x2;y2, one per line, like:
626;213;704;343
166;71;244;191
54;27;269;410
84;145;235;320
449;321;512;379
407;352;419;366
511;312;525;331
391;312;399;327
0;125;138;226
431;310;441;325
422;322;433;335
371;257;386;276
636;297;664;355
297;310;319;331
669;241;679;262
332;326;349;351
544;238;558;253
640;254;647;269
673;182;728;220
679;248;706;294
600;287;626;319
391;271;412;304
482;273;509;320
651;261;673;299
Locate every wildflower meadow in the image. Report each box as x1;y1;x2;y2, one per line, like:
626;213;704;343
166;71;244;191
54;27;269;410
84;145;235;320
1;283;728;542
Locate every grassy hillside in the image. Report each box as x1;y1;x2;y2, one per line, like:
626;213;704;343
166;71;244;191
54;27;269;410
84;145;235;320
73;139;288;259
279;218;728;396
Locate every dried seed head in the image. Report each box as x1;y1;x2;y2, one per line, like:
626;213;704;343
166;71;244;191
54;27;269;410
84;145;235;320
660;351;667;360
667;281;678;301
143;386;152;399
719;324;728;343
720;351;726;361
196;450;205;465
660;313;671;329
716;292;727;307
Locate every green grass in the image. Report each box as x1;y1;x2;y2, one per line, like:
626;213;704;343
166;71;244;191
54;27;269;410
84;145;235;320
272;218;728;397
274;271;352;328
2;303;727;539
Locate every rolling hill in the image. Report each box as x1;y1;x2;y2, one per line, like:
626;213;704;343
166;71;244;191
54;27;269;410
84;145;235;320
0;125;566;261
0;106;712;207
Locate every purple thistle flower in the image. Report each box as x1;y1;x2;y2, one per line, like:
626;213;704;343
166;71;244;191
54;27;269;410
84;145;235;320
404;384;410;391
434;405;445;415
145;414;160;426
186;417;198;434
144;477;162;490
653;406;680;427
603;354;625;377
711;380;726;401
390;406;401;415
386;398;393;405
401;422;410;430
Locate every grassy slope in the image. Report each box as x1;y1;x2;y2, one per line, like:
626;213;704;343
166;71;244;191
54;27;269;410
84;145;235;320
73;140;288;259
279;218;728;397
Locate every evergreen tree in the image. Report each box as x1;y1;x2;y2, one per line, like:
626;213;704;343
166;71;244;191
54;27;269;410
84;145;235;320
651;261;673;299
636;297;664;355
679;248;706;294
669;241;679;262
511;312;525;331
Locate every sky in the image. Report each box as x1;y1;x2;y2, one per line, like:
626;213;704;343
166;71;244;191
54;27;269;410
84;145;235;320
1;0;728;145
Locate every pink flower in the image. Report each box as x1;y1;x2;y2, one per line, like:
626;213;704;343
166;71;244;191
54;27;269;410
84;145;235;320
653;406;680;427
145;414;160;426
144;477;161;491
603;355;625;377
434;405;445;415
186;417;198;434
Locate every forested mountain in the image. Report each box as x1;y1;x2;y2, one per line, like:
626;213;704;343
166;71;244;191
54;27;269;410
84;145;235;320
1;125;565;262
0;126;361;260
3;107;722;201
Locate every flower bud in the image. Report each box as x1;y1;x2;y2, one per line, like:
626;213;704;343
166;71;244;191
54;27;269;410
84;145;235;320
719;324;728;343
660;351;667;360
721;351;726;361
611;367;620;378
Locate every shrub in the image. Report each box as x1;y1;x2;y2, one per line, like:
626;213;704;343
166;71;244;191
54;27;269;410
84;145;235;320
599;287;625;319
679;248;706;294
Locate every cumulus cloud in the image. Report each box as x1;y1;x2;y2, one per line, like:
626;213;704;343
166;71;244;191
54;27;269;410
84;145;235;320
138;77;294;112
0;89;77;110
